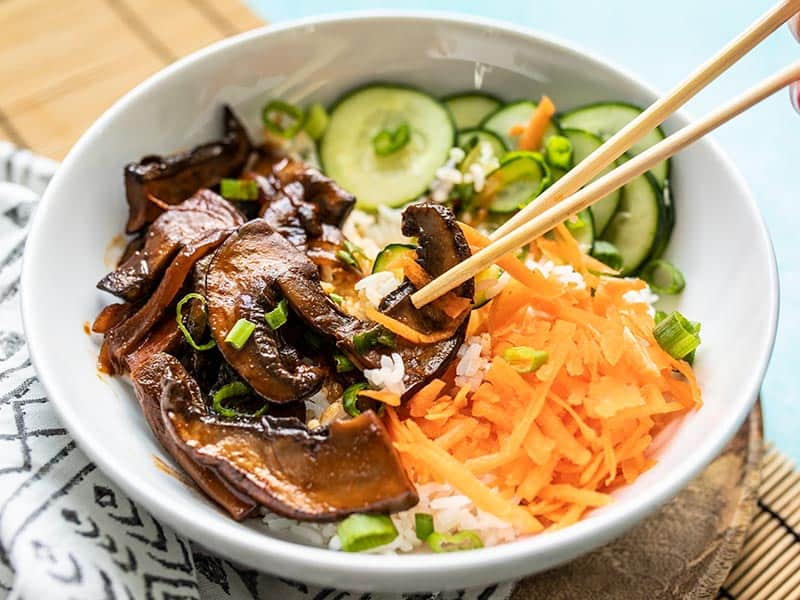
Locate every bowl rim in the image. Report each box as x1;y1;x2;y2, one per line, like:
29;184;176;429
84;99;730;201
21;8;779;582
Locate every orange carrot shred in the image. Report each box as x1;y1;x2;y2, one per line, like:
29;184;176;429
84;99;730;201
516;95;556;151
365;306;455;344
380;217;701;537
358;389;401;407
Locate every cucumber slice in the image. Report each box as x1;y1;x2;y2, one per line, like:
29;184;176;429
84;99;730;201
499;150;552;187
444;93;502;130
457;129;507;173
320;85;455;210
457;129;507;157
481;101;561;150
600;171;666;275
566;209;595;255
372;243;416;276
480;155;548;214
562;128;621;235
473;264;504;308
560;102;669;186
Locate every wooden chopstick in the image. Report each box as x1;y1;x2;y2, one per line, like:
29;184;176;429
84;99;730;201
411;60;800;308
489;0;800;243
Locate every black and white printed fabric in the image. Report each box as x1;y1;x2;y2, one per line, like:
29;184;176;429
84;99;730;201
0;142;513;600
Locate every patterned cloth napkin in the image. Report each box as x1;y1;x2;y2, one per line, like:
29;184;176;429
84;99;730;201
0;142;513;600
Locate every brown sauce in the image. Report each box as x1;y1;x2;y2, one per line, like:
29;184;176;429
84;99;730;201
152;455;193;487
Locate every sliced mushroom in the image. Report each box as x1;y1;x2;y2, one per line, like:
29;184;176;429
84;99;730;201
131;352;257;520
207;207;472;400
102;228;232;374
98;190;243;302
251;153;355;229
205;220;327;403
124;106;251;233
155;352;417;520
380;203;474;332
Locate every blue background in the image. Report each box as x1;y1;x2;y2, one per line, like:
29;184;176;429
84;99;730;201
248;0;800;460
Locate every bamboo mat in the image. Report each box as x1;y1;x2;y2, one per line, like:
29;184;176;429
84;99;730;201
4;2;800;598
0;0;263;160
720;446;800;599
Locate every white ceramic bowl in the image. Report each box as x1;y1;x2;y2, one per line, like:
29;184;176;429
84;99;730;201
21;12;778;592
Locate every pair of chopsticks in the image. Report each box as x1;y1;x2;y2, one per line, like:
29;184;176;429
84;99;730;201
412;0;800;308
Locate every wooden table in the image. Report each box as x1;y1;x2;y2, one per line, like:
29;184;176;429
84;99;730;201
0;0;263;159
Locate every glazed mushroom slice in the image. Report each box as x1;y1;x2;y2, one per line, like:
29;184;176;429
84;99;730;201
205;220;327;404
380;203;474;333
101;228;232;374
251;153;356;229
98;190;244;302
155;352;417;520
131;353;257;521
208;207;472;400
124;106;252;233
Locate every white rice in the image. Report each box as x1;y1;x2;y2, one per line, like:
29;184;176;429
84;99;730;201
429;147;466;203
526;257;587;290
342;205;408;260
304;388;330;420
623;284;660;316
428;143;499;202
261;482;519;553
354;270;402;308
364;353;406;395
454;334;492;390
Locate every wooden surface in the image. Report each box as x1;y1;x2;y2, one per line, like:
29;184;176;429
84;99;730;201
513;405;763;600
0;0;264;160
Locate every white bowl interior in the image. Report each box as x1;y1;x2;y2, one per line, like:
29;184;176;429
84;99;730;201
21;13;777;592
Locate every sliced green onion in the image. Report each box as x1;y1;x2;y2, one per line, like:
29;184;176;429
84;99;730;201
212;381;267;419
653;311;701;360
175;292;216;351
336;249;360;270
334;352;355;373
654;309;669;324
304;102;329;140
262;99;305;138
544;135;574;170
592;240;624;271
353;328;396;354
415;513;435;542
329;292;344;305
343;240;365;258
264;299;289;330
639;259;686;295
502;346;548;373
224;318;256;350
343;382;368;417
426;531;483;553
337;514;398;552
219;178;259;201
372;122;411;156
564;213;586;232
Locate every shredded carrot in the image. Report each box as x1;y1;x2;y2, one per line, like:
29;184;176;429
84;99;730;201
358;389;401;407
514;95;556;151
437;294;472;319
364;306;454;344
381;219;701;535
459;222;563;297
402;255;432;288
